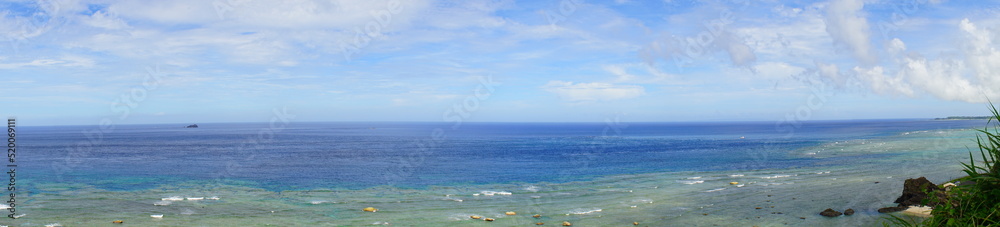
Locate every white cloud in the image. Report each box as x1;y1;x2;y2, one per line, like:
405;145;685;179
718;31;757;67
960;18;1000;89
772;4;804;17
814;61;847;88
823;0;877;65
603;63;676;84
542;80;645;102
0;59;61;69
0;56;94;69
81;10;129;30
812;19;1000;102
852;66;914;96
604;64;638;82
754;61;806;80
736;5;832;67
885;19;1000;102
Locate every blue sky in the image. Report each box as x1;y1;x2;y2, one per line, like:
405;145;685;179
3;0;1000;126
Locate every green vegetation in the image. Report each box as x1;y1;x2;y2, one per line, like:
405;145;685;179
923;103;1000;226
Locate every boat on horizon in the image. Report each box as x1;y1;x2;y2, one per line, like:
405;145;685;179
185;124;198;128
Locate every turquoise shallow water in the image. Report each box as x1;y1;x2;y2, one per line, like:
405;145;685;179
3;120;989;226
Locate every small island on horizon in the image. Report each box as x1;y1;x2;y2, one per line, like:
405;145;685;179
934;116;993;120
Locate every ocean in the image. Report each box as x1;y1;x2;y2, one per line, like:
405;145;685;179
6;119;990;226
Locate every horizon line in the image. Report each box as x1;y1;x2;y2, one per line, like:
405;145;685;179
15;117;983;127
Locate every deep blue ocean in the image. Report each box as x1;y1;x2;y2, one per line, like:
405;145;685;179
18;119;986;192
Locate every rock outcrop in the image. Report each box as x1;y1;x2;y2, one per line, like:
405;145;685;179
880;177;946;213
894;177;942;207
820;208;843;217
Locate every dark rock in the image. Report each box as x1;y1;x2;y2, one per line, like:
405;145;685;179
844;208;855;215
878;206;907;213
820;208;843;217
893;177;942;207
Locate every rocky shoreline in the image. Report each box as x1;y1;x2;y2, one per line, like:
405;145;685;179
820;177;957;219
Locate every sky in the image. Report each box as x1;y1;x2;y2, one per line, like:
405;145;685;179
3;0;1000;126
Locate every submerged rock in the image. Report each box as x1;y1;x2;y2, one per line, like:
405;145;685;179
844;208;855;215
819;208;843;217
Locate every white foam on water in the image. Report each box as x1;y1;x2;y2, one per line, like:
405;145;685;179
444;197;463;202
448;213;480;221
686;176;702;180
153;201;172;206
628;199;654;208
186;197;204;200
704;188;726;192
760;174;794;179
11;214;25;219
45;224;62;227
150;214;164;218
0;204;10;209
566;208;602;215
309;200;329;205
207;196;220;200
736;184;745;187
161;196;183;201
524;185;540;192
372;221;390;225
678;180;704;185
479;191;512;196
729;174;744;177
